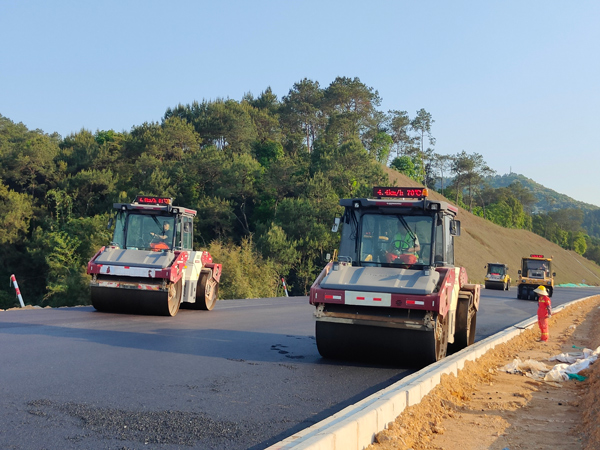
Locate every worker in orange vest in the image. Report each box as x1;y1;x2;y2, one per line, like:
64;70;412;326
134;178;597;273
534;286;552;342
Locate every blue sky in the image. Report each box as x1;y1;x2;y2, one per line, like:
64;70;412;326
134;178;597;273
1;1;599;206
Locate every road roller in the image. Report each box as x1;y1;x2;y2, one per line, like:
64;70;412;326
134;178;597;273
517;254;555;300
86;195;221;316
484;262;511;290
310;187;480;366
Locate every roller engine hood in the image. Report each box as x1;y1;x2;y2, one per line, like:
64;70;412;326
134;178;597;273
94;248;176;269
319;264;440;295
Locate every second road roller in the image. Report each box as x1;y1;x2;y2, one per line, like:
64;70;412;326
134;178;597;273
87;195;221;316
310;187;480;366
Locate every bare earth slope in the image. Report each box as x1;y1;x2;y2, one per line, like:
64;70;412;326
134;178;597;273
383;166;600;286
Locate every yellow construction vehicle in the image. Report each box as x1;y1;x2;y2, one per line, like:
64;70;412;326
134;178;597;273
484;263;510;290
517;254;555;300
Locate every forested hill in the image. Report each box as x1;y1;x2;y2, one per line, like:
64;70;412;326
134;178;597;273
486;173;599;213
1;76;600;310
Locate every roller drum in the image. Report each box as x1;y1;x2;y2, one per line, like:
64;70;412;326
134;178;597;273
91;278;182;316
316;316;447;367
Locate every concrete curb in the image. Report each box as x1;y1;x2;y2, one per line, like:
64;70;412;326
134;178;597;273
267;294;598;450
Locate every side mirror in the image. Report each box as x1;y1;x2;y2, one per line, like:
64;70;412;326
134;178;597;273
553;272;556;277
331;216;341;233
107;218;113;230
518;270;521;275
326;253;331;261
450;220;461;236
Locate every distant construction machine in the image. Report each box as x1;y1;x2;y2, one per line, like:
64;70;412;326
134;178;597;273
517;254;554;300
484;263;511;290
310;187;480;366
87;195;221;316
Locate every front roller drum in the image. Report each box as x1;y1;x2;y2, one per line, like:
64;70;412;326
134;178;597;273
485;281;505;290
91;279;182;316
316;313;448;366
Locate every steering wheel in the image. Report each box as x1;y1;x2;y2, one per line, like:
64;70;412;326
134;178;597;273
390;239;411;254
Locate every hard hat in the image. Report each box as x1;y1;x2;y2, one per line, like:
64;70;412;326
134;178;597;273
533;286;548;295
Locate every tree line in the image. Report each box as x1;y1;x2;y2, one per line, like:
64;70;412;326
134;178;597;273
390;147;596;261
1;76;598;308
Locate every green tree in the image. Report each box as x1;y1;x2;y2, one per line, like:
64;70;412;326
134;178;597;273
390;156;417;180
410;109;435;185
387;110;415;161
281;79;324;153
322;77;381;145
0;183;34;245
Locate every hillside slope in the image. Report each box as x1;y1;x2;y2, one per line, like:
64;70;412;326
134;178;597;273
384;167;600;286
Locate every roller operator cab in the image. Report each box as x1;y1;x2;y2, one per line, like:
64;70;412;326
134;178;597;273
87;195;222;316
310;187;480;366
517;254;555;300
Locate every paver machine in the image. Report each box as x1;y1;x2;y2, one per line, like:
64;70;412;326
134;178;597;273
87;195;221;316
484;263;511;290
517;254;554;300
310;187;480;366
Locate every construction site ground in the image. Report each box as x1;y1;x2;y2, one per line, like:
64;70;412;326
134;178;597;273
368;294;600;450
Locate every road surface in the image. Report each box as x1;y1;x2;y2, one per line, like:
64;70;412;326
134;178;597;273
1;286;598;449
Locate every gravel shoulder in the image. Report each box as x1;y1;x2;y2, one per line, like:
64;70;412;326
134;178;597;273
368;294;600;450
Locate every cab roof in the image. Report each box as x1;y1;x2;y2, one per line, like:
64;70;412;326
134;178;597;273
113;195;197;218
340;197;458;217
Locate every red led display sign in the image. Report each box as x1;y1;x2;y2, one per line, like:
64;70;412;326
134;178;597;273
372;187;428;199
135;196;172;205
530;254;545;258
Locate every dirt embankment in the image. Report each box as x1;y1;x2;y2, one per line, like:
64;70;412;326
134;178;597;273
384;167;600;286
368;294;600;450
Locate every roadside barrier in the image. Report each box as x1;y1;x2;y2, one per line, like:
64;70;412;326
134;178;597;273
282;278;289;297
10;274;25;308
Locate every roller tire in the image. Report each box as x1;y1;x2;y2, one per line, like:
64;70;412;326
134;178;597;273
448;294;477;354
197;272;219;311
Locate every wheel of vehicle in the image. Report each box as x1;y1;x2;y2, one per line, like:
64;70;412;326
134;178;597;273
448;294;476;354
197;272;218;311
432;312;449;361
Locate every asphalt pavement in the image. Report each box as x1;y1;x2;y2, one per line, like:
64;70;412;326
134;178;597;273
1;286;598;449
